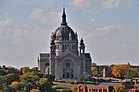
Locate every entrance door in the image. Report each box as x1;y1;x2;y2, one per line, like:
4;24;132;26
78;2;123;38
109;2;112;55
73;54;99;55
67;72;69;78
63;59;74;79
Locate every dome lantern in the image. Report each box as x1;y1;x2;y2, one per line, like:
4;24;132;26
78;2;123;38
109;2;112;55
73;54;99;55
61;7;67;26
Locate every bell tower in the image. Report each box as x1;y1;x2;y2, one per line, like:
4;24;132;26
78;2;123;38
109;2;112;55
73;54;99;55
79;38;85;55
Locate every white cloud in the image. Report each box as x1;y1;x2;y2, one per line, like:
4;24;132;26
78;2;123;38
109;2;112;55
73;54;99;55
90;18;96;23
11;28;29;43
85;25;120;39
102;0;121;9
19;0;56;5
29;8;60;25
29;8;45;20
0;19;14;28
70;0;91;7
96;25;119;32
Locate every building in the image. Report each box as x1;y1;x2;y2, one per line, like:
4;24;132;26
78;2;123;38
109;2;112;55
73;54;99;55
77;84;113;92
77;82;123;92
128;89;139;92
38;8;92;80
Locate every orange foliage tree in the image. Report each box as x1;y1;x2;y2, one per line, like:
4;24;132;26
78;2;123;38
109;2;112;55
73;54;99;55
10;81;20;91
113;84;126;92
134;84;139;89
112;64;130;78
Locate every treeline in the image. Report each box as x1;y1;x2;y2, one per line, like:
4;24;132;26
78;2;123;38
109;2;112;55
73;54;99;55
92;64;139;78
112;64;139;78
0;65;55;92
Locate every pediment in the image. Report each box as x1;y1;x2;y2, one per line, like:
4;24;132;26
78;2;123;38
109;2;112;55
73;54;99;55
56;50;80;60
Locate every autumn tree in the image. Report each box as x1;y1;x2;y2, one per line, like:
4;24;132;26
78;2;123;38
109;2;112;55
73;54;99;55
134;84;139;89
10;81;21;91
0;66;55;92
21;66;30;74
20;72;39;82
113;84;126;92
112;64;130;78
91;66;98;77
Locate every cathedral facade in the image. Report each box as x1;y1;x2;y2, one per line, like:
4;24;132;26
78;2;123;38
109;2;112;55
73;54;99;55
38;8;92;80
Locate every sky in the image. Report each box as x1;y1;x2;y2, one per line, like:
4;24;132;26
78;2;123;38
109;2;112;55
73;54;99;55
0;0;139;68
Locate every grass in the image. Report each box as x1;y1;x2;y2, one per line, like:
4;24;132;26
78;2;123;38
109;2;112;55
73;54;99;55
53;82;77;92
52;80;96;92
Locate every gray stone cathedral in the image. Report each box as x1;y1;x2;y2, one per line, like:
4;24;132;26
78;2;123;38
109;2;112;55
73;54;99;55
38;8;92;80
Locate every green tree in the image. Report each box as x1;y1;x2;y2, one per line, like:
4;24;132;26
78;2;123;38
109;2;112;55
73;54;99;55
0;69;7;76
20;72;39;83
39;78;52;92
5;73;19;84
5;67;20;74
125;68;137;78
1;84;13;92
44;74;55;84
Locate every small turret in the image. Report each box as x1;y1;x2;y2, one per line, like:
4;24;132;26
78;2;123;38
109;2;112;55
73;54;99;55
50;33;56;57
79;38;85;54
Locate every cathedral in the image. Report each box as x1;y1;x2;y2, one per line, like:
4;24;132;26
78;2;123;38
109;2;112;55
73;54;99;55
38;8;92;80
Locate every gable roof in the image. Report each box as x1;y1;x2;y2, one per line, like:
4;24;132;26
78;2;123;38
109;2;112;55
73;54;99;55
56;49;80;60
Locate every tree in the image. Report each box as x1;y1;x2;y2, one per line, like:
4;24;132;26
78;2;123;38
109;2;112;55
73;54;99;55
5;73;19;84
80;74;91;84
0;84;13;92
5;67;20;74
113;84;126;92
10;81;21;91
20;72;39;83
112;64;130;78
91;66;98;77
0;66;55;92
125;68;138;78
10;81;20;89
38;78;52;92
134;84;139;89
21;66;30;74
0;69;7;76
39;78;48;85
44;74;55;84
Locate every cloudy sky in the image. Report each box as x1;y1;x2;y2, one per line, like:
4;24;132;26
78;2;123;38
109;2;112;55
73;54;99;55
0;0;139;68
